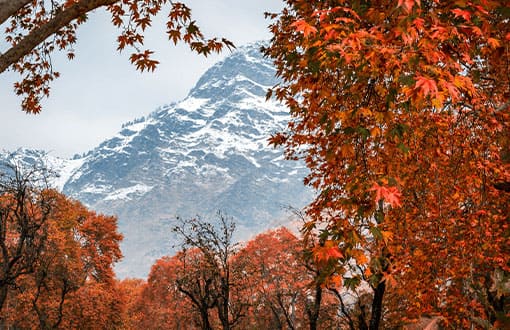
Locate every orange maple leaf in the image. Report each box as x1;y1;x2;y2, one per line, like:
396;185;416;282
397;0;419;12
291;20;318;37
371;182;402;207
451;8;471;21
487;37;500;49
314;240;343;263
415;76;438;97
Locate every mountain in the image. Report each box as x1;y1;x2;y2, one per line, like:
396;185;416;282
0;148;84;191
0;42;312;278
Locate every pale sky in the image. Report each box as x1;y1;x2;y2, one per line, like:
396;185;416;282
0;0;283;158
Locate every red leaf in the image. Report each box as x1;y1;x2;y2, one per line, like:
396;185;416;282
451;8;471;21
415;75;438;97
397;0;419;12
291;20;318;38
371;182;402;208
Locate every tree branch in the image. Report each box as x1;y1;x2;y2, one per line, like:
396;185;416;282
0;0;119;74
0;0;32;26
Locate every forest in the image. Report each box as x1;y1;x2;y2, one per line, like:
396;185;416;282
0;0;509;329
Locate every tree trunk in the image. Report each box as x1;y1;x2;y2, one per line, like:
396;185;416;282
307;284;322;330
0;285;8;315
217;276;230;330
200;307;213;330
369;280;386;330
0;0;32;25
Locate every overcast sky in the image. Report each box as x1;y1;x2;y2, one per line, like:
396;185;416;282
0;0;283;158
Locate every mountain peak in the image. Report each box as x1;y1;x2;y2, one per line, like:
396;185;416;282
189;40;275;100
1;42;311;278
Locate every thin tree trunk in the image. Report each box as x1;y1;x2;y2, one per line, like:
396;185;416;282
307;284;322;330
368;280;386;330
0;285;8;315
200;307;213;330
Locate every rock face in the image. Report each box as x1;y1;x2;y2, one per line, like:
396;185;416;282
1;42;312;278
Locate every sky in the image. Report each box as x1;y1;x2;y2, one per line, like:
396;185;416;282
0;0;283;158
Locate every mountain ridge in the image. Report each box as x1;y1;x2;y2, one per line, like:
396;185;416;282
1;42;312;278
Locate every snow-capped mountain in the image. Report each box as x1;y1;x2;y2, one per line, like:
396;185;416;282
1;42;312;278
0;148;84;191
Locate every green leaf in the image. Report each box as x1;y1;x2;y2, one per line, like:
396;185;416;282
344;276;361;290
390;123;408;138
357;126;370;140
397;142;410;154
399;74;415;86
370;226;383;240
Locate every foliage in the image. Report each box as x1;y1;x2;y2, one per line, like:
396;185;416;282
236;227;308;329
264;0;509;328
134;255;200;329
128;225;346;329
0;162;55;313
117;278;146;329
0;0;234;113
170;212;247;330
0;169;123;328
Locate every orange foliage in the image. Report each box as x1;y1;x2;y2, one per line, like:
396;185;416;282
0;0;234;113
236;227;310;329
131;254;206;329
123;227;343;329
117;278;146;329
265;0;509;327
1;191;123;329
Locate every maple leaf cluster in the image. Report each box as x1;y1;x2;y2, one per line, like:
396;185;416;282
265;0;509;327
0;0;234;113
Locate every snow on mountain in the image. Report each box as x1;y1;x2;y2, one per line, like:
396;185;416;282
0;148;85;191
1;42;312;278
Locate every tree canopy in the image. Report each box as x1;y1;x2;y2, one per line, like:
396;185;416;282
0;163;123;328
264;0;509;328
1;0;509;328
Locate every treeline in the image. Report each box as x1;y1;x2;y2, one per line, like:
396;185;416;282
0;163;366;329
121;214;348;330
0;163;397;329
1;162;507;329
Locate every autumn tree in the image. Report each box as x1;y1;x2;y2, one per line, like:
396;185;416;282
133;255;199;329
236;227;307;329
265;0;509;328
0;0;233;113
117;278;146;329
133;224;342;330
299;218;354;330
0;162;55;315
61;282;125;329
235;225;342;330
171;212;247;330
1;187;123;328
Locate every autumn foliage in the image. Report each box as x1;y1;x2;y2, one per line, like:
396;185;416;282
0;0;233;113
0;165;123;328
2;0;509;328
264;0;509;328
124;225;348;330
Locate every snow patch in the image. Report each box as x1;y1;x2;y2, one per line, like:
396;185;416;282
178;97;209;112
104;184;154;201
49;157;87;191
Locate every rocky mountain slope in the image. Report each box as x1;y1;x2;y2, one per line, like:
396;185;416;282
1;42;312;278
